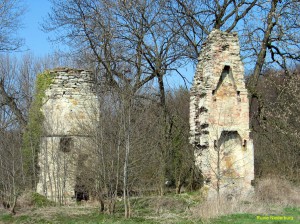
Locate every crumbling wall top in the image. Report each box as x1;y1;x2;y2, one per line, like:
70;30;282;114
193;29;245;93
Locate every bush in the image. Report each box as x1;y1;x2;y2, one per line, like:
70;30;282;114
191;177;300;220
17;191;55;208
255;177;300;206
31;192;55;207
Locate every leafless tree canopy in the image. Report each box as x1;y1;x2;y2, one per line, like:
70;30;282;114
0;0;25;51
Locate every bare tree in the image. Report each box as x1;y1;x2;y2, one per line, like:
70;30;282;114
168;0;300;86
239;2;300;180
0;54;27;129
165;88;195;194
0;54;29;215
243;1;300;86
0;0;25;121
252;68;300;181
166;0;258;61
0;130;24;214
0;0;25;51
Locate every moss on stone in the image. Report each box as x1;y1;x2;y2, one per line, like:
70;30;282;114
22;71;56;189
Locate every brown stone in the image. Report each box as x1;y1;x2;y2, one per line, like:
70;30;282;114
190;30;254;199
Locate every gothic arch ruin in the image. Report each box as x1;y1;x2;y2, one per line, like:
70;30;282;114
190;30;254;199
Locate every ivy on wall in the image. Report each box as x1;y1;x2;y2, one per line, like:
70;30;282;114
22;71;55;189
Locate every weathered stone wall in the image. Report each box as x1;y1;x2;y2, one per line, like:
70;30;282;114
36;68;99;203
190;30;254;199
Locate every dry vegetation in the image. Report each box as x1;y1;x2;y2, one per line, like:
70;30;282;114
1;177;299;223
191;177;300;221
255;177;300;206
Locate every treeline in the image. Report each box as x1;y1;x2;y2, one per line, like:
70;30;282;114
250;67;300;182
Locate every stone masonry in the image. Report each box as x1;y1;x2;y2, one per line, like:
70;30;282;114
190;30;254;199
36;68;99;204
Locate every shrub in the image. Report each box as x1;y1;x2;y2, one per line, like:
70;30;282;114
31;192;55;207
255;177;300;206
17;191;55;208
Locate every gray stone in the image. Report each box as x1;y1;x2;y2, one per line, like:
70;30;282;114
36;69;99;204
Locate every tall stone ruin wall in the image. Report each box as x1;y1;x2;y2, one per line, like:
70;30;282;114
190;30;254;199
36;68;99;203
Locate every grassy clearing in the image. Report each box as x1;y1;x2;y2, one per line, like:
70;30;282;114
0;207;157;224
0;206;298;224
0;196;299;224
0;195;201;224
1;178;299;223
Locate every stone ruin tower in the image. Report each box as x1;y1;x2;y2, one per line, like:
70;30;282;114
36;68;99;203
190;30;254;199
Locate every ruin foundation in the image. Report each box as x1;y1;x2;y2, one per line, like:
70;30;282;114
36;68;99;204
190;30;254;199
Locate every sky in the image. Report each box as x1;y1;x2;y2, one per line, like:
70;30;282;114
19;0;194;88
21;0;57;56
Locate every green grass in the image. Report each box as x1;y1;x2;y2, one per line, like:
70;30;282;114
0;214;14;222
212;207;300;224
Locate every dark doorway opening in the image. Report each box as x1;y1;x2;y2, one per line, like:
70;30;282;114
59;137;73;152
74;184;89;201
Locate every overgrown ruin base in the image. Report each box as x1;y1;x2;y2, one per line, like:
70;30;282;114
190;30;254;199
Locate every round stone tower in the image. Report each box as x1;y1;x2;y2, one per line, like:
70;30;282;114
36;68;99;203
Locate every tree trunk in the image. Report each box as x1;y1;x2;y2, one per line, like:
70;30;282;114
249;0;278;128
123;97;131;218
251;0;278;89
176;180;182;194
157;73;171;195
0;79;27;129
10;195;17;215
98;196;105;213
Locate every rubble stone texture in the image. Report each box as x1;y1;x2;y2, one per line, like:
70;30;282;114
190;30;254;199
36;68;98;203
